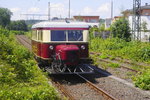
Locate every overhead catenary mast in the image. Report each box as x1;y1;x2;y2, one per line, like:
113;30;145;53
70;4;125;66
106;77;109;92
132;0;141;40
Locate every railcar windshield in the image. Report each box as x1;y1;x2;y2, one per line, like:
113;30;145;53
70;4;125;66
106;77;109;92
51;30;66;41
51;30;83;41
68;30;83;41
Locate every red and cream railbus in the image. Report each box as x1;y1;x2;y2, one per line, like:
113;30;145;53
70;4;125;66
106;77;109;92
31;21;93;74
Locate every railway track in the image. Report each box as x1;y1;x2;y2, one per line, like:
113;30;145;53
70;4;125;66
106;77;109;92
51;74;117;100
50;77;75;100
90;52;141;73
16;35;118;100
16;35;32;51
75;73;117;100
99;58;139;73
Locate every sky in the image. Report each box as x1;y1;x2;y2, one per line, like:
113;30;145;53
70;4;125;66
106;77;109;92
0;0;150;20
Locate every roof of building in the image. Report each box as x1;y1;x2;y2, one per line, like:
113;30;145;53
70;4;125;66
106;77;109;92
125;3;150;12
141;4;150;9
32;20;90;29
73;16;100;19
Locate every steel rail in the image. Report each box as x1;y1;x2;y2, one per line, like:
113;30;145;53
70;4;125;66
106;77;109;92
51;77;75;100
76;73;118;100
16;35;31;45
90;52;148;71
16;35;32;51
99;58;139;73
90;52;139;73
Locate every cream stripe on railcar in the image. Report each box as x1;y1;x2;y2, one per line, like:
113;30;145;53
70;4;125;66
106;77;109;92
43;30;51;42
83;30;89;42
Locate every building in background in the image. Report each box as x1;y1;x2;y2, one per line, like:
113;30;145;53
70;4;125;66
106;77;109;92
105;18;112;28
129;16;150;42
124;3;150;16
73;16;99;23
124;3;150;42
73;16;100;27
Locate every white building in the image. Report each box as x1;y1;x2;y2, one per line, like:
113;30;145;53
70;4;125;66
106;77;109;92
105;18;112;28
129;16;150;42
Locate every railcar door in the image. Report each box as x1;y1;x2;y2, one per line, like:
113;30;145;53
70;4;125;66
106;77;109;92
37;30;43;58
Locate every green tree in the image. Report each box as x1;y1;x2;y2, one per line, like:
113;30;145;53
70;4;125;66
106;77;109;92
99;24;105;32
141;21;148;33
0;8;12;28
8;20;28;31
111;17;131;41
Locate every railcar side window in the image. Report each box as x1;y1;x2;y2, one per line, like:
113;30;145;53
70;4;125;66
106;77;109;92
38;30;43;41
32;30;37;40
51;30;66;41
68;30;83;41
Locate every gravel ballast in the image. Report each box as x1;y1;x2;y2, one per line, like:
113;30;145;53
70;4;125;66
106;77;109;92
85;66;150;100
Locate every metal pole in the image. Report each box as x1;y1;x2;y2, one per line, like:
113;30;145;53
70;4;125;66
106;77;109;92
69;0;70;19
48;2;51;21
111;0;113;20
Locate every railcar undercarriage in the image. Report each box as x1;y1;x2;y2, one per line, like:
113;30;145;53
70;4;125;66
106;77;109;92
45;58;94;74
36;56;94;74
45;64;94;74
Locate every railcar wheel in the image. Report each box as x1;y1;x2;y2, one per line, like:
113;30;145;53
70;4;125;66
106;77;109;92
51;59;67;73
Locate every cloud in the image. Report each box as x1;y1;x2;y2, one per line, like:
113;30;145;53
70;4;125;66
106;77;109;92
28;7;40;13
10;8;21;13
74;3;111;18
82;7;93;15
45;3;69;18
96;3;111;18
97;3;110;13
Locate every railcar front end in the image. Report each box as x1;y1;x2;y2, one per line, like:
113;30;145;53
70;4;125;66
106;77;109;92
31;21;93;74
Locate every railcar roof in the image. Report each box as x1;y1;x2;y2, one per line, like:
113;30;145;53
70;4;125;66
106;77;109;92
32;21;90;29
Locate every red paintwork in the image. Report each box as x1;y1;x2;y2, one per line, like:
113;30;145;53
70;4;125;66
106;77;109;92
32;40;89;62
41;43;52;58
33;28;89;30
55;45;80;65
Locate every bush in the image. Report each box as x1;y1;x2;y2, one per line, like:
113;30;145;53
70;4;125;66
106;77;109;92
90;37;150;62
110;17;131;41
0;27;60;99
133;70;150;90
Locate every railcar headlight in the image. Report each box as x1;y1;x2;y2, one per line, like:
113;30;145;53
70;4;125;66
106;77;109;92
81;45;85;50
49;45;54;50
